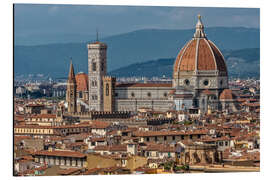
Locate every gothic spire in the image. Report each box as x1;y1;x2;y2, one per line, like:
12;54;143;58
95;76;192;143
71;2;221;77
194;14;206;38
68;59;75;80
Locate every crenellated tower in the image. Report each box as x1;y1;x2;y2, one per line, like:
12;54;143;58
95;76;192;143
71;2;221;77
103;76;116;112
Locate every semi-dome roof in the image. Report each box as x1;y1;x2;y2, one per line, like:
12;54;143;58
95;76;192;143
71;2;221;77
75;72;88;91
219;89;237;100
173;15;227;75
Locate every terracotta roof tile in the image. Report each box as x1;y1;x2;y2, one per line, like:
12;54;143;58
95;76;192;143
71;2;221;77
197;39;216;70
33;150;86;158
75;73;88;91
133;130;207;137
179;39;197;71
173;37;227;74
220;89;237;100
58;168;81;175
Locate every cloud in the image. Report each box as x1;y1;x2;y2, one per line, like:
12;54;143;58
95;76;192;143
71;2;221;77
14;4;260;39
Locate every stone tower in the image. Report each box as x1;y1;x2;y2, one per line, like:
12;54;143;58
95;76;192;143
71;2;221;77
87;41;107;111
103;76;116;112
66;61;77;113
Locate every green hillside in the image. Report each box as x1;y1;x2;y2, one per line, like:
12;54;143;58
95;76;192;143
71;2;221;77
109;48;260;79
14;27;259;78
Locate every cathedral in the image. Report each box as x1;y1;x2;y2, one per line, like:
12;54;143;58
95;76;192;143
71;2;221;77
66;15;238;114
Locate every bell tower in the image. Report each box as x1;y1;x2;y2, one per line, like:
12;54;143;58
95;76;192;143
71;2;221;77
87;38;107;111
66;60;77;113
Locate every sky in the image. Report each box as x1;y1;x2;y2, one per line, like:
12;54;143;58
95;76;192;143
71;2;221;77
14;4;260;44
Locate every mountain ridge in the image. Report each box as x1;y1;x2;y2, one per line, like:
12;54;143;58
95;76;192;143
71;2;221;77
14;27;260;78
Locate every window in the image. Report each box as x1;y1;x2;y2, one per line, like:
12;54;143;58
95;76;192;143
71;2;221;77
115;93;118;97
220;80;223;86
184;79;190;86
101;62;104;71
92;95;98;100
92;62;96;71
164;93;167;97
155;136;158;142
131;92;135;97
181;135;184;140
106;83;109;96
225;141;228;146
92;80;97;87
147;92;151;97
197;134;201;139
172;136;175;141
203;79;209;86
79;92;83;98
189;135;193;139
164;136;167;141
146;137;150;142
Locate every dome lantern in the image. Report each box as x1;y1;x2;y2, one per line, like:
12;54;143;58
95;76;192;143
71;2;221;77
194;14;206;38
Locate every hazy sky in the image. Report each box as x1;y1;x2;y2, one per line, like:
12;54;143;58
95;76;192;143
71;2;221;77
14;4;260;38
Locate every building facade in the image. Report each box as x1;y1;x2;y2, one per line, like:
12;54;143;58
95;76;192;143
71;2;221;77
87;42;108;111
66;15;237;114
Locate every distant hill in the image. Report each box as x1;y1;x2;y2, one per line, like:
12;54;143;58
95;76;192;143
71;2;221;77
109;48;260;79
14;27;259;77
14;33;97;46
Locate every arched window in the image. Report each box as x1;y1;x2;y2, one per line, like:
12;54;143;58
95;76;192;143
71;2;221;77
101;62;104;71
106;83;109;96
92;62;96;71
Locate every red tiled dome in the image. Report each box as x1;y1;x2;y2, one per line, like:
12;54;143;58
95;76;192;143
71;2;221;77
220;89;237;100
173;15;227;75
174;38;227;74
75;72;88;91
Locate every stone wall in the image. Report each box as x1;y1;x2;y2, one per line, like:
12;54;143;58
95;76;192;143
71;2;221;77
115;99;173;112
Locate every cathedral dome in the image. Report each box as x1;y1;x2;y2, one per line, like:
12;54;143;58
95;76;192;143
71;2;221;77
75;72;88;91
173;15;227;76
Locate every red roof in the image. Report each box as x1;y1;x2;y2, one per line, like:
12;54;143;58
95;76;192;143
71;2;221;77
133;129;207;137
202;89;215;95
58;168;81;175
75;73;88;91
91;121;110;129
174;38;227;74
33;150;86;158
220;89;236;100
94;145;127;152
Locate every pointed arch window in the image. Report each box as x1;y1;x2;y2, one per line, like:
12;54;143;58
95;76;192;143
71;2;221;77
92;62;97;72
106;83;109;96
